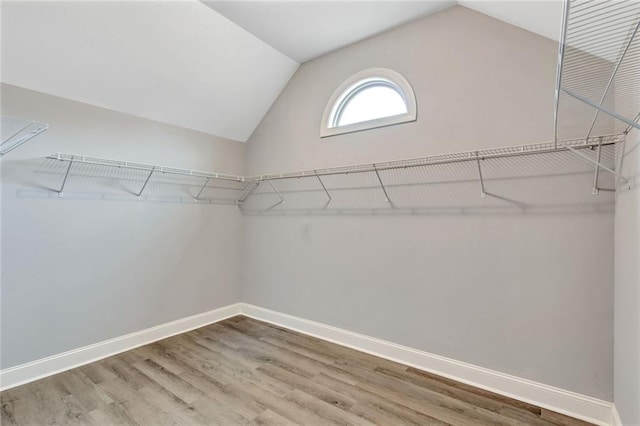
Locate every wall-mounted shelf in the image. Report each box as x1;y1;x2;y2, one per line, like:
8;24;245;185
1;116;49;156
36;134;626;210
44;153;248;203
240;134;627;213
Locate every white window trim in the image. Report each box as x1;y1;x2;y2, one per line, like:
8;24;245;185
320;68;417;138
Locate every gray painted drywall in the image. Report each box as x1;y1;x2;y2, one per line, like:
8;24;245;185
243;6;615;400
0;84;245;368
613;69;640;423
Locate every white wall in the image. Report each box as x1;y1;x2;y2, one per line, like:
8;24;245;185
613;68;640;424
243;6;615;400
0;84;245;369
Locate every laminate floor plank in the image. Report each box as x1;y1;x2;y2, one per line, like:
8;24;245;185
88;401;138;426
1;316;594;426
372;367;556;426
249;409;297;426
313;372;451;426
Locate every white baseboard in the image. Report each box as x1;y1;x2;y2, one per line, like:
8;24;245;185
0;303;242;391
0;302;617;426
239;303;616;426
611;406;623;426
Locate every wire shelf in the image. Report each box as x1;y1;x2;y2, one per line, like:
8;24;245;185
555;0;640;141
45;153;247;202
245;134;624;181
38;134;626;208
1;116;49;156
240;135;627;213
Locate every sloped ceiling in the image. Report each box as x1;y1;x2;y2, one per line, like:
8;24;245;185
0;1;298;142
203;1;456;63
205;1;564;64
1;1;565;143
459;1;563;42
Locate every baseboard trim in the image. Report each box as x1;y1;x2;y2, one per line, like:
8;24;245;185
611;405;623;426
0;303;242;391
239;303;616;426
0;302;616;426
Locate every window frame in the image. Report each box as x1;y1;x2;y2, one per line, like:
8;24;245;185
320;68;417;138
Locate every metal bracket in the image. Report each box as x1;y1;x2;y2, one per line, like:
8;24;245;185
373;165;394;207
553;0;571;147
625;113;640;135
592;137;603;195
561;143;631;190
57;159;74;198
264;179;284;211
315;170;332;208
237;180;260;209
586;20;640;139
562;88;640;131
136;167;155;197
194;177;210;202
476;154;487;198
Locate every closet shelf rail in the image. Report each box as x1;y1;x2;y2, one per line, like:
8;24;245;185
50;153;246;182
240;134;626;213
1;116;49;156
45;134;626;205
245;134;626;182
48;153;246;200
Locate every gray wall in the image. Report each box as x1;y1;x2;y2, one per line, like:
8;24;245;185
0;84;245;368
0;4;622;406
243;6;615;400
614;68;640;423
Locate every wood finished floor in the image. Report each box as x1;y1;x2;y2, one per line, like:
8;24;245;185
1;316;593;426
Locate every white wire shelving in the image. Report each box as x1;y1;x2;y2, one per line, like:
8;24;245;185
1;116;49;156
240;134;626;213
42;134;626;210
552;0;640;196
45;153;248;203
29;1;638;210
554;0;640;140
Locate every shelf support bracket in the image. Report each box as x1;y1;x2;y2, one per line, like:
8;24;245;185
553;0;570;147
561;88;640;131
617;114;639;178
57;159;74;198
136;167;154;197
561;143;631;190
315;170;332;208
373;165;394;207
586;20;640;139
592;137;603;195
237;180;260;209
476;154;487;198
194;177;210;202
265;179;284;211
624;113;640;135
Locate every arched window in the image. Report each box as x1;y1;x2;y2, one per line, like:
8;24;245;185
321;68;417;137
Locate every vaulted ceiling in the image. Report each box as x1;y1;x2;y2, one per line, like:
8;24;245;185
202;1;457;63
1;1;564;143
1;1;298;142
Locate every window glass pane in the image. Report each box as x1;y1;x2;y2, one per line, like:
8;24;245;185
337;85;407;127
